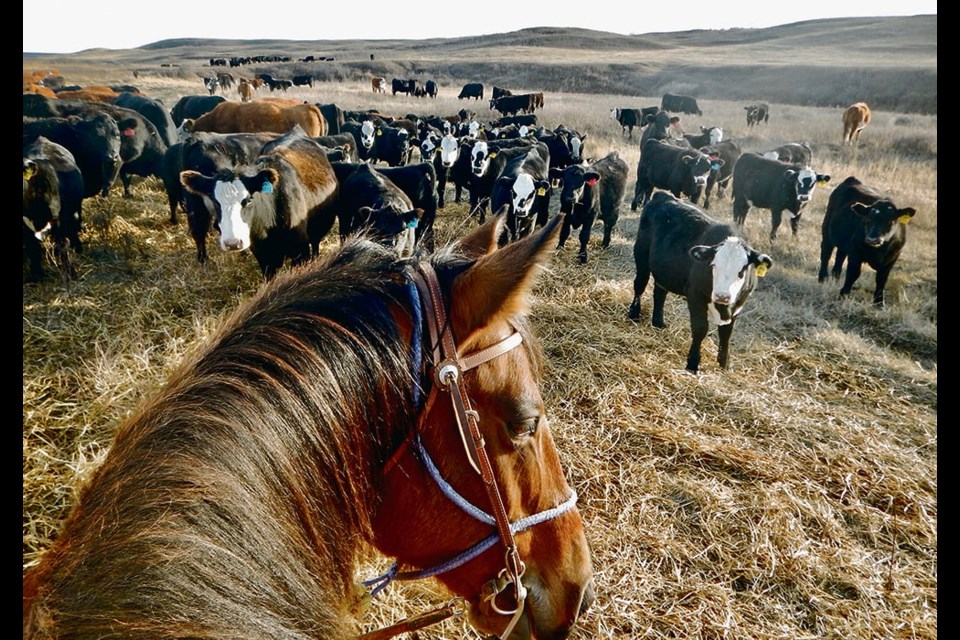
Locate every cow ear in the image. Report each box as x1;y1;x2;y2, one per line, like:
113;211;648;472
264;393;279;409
817;174;831;185
449;215;562;342
689;244;718;262
549;167;563;181
898;207;917;224
246;168;279;193
750;252;773;277
454;212;506;258
850;203;871;217
180;170;215;195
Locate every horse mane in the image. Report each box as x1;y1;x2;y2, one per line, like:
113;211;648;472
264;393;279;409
25;238;496;639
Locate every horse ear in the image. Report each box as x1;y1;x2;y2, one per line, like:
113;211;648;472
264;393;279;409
454;211;506;258
450;215;562;339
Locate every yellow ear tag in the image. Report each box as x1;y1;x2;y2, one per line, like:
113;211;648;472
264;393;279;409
755;263;768;277
537;187;547;196
23;165;35;180
489;151;498;158
898;214;912;225
376;129;382;136
817;179;829;186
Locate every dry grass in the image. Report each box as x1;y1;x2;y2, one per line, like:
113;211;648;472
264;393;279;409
24;34;935;640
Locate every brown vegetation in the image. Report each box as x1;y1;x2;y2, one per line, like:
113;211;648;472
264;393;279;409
24;17;936;639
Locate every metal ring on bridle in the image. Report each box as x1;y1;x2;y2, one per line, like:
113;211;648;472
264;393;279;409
437;362;460;386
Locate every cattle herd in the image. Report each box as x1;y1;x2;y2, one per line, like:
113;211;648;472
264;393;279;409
24;69;915;373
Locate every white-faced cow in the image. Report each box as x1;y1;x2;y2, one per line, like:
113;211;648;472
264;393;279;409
371;76;386;93
731;153;830;240
842;102;871;145
180;129;339;279
490;148;552;243
551;151;629;264
631;139;716;211
628;191;773;373
682;126;723;149
818;176;916;306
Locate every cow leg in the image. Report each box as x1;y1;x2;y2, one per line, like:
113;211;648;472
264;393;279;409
685;304;709;373
831;246;849;280
789;213;802;237
187;212;209;264
732;197;749;227
872;265;892;307
769;209;783;240
628;266;651;320
24;232;45;282
818;239;835;282
703;178;715;209
839;258;864;298
717;320;734;369
576;216;593;264
436;173;447;208
556;215;573;250
121;173;134;198
651;284;669;328
308;212;337;255
601;220;614;249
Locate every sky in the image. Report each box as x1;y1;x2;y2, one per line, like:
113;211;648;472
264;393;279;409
23;0;936;54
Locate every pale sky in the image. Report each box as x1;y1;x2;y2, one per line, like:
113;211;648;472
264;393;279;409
23;0;936;54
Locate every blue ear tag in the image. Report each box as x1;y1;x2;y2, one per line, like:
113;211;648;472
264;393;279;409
711;163;721;171
261;181;274;193
406;219;419;229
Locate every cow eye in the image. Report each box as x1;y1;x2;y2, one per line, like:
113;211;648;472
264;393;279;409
507;415;540;438
241;196;252;207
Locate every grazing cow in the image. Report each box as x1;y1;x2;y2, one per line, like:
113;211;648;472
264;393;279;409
180;129;339;279
819;176;916;306
761;142;812;166
424;80;438;98
842;102;871;145
731;153;831;239
23;115;122;199
23;137;85;280
371;76;386;93
700;140;741;210
267;79;293;92
632;139;716;211
552;151;628;264
174;132;277;262
457;82;484;100
185;101;327;137
489;94;535;117
335;163;422;255
610;107;653;140
490;148;552;243
638;111;682;154
683;126;723;149
661;93;703;116
492;86;512;100
113;92;178;146
216;72;235;90
292;75;314;88
629;191;773;373
374;162;439;251
745;103;770;127
237;78;254;102
170;95;226;127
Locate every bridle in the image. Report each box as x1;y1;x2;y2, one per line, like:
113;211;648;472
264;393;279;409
361;261;578;639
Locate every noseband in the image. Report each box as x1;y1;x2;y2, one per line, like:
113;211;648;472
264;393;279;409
363;261;578;639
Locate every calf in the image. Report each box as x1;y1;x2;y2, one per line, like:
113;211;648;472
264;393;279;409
180;129;339;279
23;114;122;199
420;131;460;208
170;95;226;127
744;103;770;127
818;176;916;306
552;151;628;264
458;82;484;100
683;126;723;149
610;107;659;140
700;140;741;210
761;142;811;166
490;149;552;243
23;137;85;280
638;111;682;154
842;102;871;145
631;139;716;211
335;163;422;256
628;191;773;373
731;153;830;239
467;140;549;223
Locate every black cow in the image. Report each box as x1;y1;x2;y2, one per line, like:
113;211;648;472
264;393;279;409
391;78;418;96
731;153;830;239
628;191;773;373
818;176;917;306
424;80;438;98
610;107;659;140
180;129;339;279
315;103;344;135
458;82;484;100
683;126;724;149
48;100;168;197
375;162;439;251
419;131;461;209
661;93;702;116
745;103;770;127
761;142;812;166
170;95;226;127
493;114;538;129
315;133;359;162
373;124;413;167
467;139;549;223
113;92;178;146
490;149;552;243
23;115;122;199
489;94;533;117
638;111;682;154
335;163;422;256
292;75;314;88
535;125;585;170
23;137;85;281
552;151;628;264
700;140;741;210
492;86;512;100
631;139;716;211
175;132;277;263
268;78;293;92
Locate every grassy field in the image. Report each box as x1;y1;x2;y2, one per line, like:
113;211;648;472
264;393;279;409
24;20;936;639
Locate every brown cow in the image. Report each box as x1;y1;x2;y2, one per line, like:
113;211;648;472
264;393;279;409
54;86;119;103
842;102;872;145
183;101;327;137
371;76;386;93
237;78;254;102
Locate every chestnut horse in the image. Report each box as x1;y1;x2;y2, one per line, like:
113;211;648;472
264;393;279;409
23;216;594;639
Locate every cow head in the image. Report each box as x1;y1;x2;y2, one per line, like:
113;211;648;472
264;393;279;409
681;152;715;187
359;121;377;149
851;201;917;248
609;108;620;121
357;205;422;256
498;172;548;219
551;165;599;214
437;134;460;168
471;141;494;176
568;132;586;164
690;237;772;323
702;126;723;145
784;167;831;209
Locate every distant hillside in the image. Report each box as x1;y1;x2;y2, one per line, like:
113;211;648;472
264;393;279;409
23;15;937;113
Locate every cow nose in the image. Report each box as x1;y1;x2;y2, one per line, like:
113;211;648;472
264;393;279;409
223;238;245;251
713;293;731;304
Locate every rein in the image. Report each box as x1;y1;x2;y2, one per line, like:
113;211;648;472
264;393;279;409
359;261;577;639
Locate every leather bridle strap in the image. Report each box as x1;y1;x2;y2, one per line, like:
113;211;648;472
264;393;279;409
407;262;528;632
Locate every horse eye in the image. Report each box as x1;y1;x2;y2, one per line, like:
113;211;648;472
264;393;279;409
508;415;540;438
